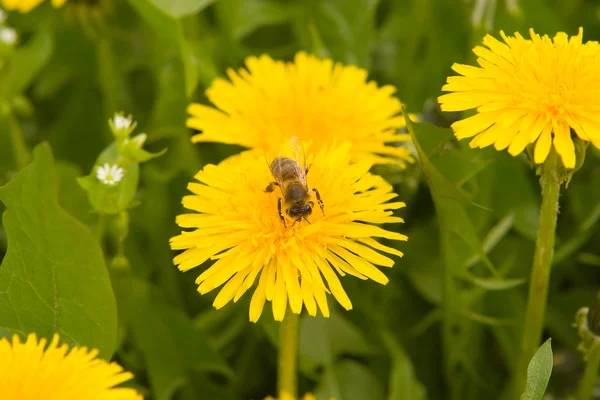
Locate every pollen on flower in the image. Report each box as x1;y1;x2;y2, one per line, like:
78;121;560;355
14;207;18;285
170;141;407;322
96;163;124;185
187;52;414;167
0;333;142;400
438;27;600;169
0;27;16;45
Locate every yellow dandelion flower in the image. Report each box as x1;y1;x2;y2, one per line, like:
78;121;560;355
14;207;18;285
170;141;407;322
438;27;600;168
187;52;414;167
1;0;66;13
0;333;142;400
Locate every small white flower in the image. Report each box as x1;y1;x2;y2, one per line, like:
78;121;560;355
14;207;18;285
0;9;6;24
96;163;124;186
113;115;132;131
0;27;17;46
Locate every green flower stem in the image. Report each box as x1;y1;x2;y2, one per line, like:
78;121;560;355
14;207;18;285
578;340;600;400
116;211;129;258
8;113;31;169
109;211;131;270
514;149;561;395
94;213;106;243
278;311;299;398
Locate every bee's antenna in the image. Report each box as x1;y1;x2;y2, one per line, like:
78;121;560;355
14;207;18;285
262;150;271;172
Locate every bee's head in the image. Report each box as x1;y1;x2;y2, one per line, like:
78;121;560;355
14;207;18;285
288;204;312;219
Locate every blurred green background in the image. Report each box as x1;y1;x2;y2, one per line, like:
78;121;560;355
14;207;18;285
1;0;600;399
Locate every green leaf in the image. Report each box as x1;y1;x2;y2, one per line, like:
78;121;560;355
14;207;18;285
464;273;526;291
150;0;214;18
113;274;233;399
55;161;95;227
127;0;199;97
0;144;117;358
405;116;497;394
520;339;553;400
120;142;168;164
465;213;516;268
304;0;379;66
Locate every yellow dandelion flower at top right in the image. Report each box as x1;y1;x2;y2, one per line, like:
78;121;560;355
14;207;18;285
438;28;600;169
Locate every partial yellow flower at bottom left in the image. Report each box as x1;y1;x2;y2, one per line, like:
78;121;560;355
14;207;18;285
0;333;143;400
1;0;66;13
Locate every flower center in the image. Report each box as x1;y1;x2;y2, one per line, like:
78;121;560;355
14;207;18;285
544;84;569;118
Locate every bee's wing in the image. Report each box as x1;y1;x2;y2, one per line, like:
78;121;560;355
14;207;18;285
288;136;308;186
263;148;287;192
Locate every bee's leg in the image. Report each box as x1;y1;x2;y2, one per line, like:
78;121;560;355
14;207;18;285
313;188;325;215
277;197;286;227
265;182;279;192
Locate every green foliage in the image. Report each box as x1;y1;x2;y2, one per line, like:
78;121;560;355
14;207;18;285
521;339;553;400
77;113;166;214
0;0;599;399
0;144;117;358
113;273;233;399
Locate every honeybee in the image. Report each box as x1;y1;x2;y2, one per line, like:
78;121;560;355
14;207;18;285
265;137;324;227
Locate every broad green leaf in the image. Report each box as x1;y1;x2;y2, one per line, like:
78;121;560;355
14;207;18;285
127;0;199;97
0;144;117;358
55;161;95;227
150;0;214;18
113;274;232;399
520;339;553;400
